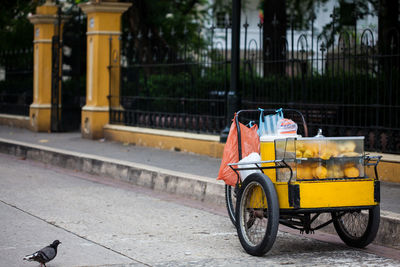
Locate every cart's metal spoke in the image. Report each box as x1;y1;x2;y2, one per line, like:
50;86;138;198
339;211;368;238
242;184;269;246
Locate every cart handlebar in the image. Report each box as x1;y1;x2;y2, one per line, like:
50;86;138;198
364;155;382;180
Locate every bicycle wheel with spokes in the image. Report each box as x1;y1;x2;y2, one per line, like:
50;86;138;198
225;184;237;226
235;173;279;256
331;205;380;248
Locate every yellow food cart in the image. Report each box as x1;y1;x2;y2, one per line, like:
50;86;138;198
225;109;381;256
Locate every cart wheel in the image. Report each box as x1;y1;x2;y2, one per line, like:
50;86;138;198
331;205;380;248
235;173;279;256
225;184;237;226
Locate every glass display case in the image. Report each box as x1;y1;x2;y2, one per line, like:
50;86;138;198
274;137;365;182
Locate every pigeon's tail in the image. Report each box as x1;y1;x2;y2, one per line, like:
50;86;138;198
23;253;37;261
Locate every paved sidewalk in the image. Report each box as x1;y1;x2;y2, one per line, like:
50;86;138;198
0;125;220;178
0;124;399;249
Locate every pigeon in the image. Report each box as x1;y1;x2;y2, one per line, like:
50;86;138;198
23;240;61;267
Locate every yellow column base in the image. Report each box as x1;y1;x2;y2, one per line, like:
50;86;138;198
30;104;51;132
81;106;109;139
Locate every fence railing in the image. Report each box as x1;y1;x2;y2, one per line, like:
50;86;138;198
240;24;400;154
109;17;400;154
0;48;33;116
109;27;231;134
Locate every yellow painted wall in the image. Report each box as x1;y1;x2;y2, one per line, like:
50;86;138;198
29;108;51;132
89;12;122;32
34;43;52;105
103;128;225;158
366;162;400;183
28;3;59;132
79;2;130;139
82;110;109;140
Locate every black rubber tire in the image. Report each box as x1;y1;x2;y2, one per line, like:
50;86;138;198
225;184;237;226
331;205;380;248
235;173;279;256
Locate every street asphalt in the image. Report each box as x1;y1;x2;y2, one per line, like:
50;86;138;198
2;154;399;266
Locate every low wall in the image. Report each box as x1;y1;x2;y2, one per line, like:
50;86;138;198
0;114;31;129
365;153;400;183
103;124;225;158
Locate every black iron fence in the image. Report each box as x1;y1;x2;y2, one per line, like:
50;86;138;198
0;48;33;116
109;18;400;154
109;26;230;134
241;23;400;154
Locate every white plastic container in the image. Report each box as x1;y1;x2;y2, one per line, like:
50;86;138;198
238;152;262;181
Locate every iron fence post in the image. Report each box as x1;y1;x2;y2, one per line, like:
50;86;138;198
220;0;241;142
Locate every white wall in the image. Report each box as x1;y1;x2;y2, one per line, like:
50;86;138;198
208;0;378;52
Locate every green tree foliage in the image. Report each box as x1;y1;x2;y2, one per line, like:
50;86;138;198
121;0;211;63
0;0;38;50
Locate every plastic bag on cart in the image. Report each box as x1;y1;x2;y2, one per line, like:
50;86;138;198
258;108;284;136
217;115;260;186
277;118;298;136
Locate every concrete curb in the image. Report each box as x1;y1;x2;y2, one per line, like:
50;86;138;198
0;137;399;249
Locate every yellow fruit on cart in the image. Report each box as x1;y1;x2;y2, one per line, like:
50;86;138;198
297;166;313;180
320;151;331;160
326;142;339;157
303;149;314;158
296;142;306;152
344;166;360;177
315;166;328;179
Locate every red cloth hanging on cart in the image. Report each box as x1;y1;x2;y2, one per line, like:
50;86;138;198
217;115;260;186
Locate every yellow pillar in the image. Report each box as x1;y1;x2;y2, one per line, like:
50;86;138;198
28;2;59;132
79;1;131;139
